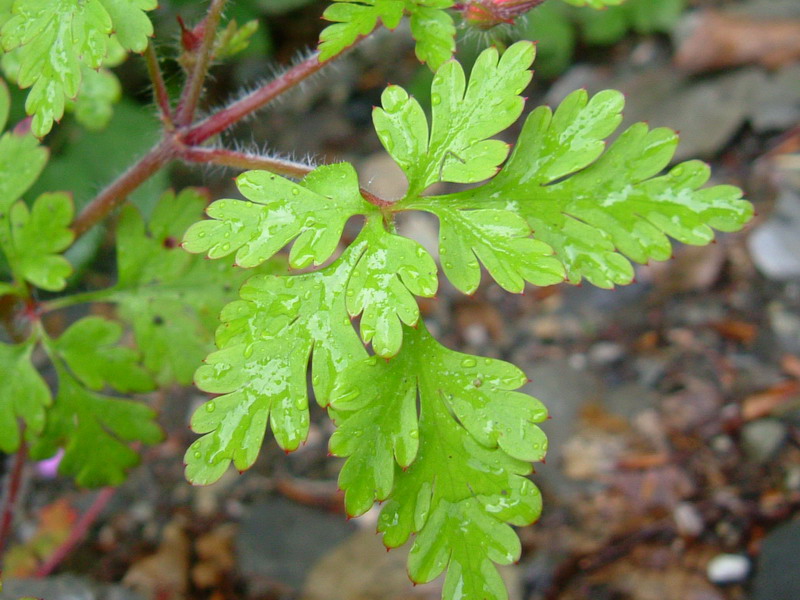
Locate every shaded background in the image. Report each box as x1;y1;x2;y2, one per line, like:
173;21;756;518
2;0;800;599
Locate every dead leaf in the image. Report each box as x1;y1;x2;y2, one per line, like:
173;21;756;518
676;10;800;73
3;499;77;577
123;518;191;600
192;524;237;590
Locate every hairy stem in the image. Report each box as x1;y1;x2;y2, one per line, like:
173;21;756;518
181;146;315;178
183;51;329;145
176;0;229;126
144;43;173;128
70;139;173;239
0;441;29;557
33;487;117;578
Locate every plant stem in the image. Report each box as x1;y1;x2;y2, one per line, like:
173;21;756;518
183;51;328;145
0;441;29;557
144;43;173;128
181;146;315;178
175;0;229;127
39;288;118;313
33;487;117;578
70;139;173;239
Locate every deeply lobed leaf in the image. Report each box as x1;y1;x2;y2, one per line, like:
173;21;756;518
318;0;405;61
31;317;161;487
183;164;376;269
346;219;437;357
112;189;281;386
375;41;534;198
0;0;155;136
331;323;546;600
0;338;50;453
0;192;73;291
185;240;369;485
421;87;753;288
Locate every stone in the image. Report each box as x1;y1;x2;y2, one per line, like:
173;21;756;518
706;553;751;585
752;520;800;600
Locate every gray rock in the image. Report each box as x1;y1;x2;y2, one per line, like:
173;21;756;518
752;520;800;600
749;189;800;280
741;419;788;463
0;575;142;600
236;497;356;590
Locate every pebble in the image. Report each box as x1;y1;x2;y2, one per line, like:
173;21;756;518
674;502;704;537
706;553;751;585
740;419;788;463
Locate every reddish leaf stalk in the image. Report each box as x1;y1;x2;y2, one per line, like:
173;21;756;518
144;43;173;127
33;487;117;577
175;0;229;126
0;441;29;557
181;146;315;178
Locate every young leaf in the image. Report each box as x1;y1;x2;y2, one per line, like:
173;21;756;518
408;4;455;70
374;42;534;198
0;192;73;291
318;0;405;61
0;338;51;453
110;189;280;386
437;88;753;288
185;241;369;485
0;81;48;214
332;323;545;600
183;164;376;269
346;219;437;357
31;318;161;487
0;0;155;136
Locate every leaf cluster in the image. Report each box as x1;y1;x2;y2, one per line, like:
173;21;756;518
181;39;751;599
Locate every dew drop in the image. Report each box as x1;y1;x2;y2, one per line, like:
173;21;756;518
193;451;201;459
205;402;216;413
461;357;477;368
292;187;300;195
431;93;441;106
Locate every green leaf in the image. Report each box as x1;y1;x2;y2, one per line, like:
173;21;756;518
329;352;419;516
0;0;155;136
440;88;753;288
430;206;565;294
0;338;51;453
51;316;154;393
183;164;375;269
409;6;455;70
0;192;73;291
69;66;121;131
374;42;534;198
318;0;405;61
185;241;369;485
333;323;545;600
0;81;48;214
31;318;161;487
214;19;260;60
346;219;437;357
561;0;623;7
110;189;280;386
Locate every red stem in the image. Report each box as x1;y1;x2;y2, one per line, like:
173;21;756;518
70;139;173;239
144;43;173;127
175;0;229;126
33;487;117;578
0;441;29;557
183;51;328;145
